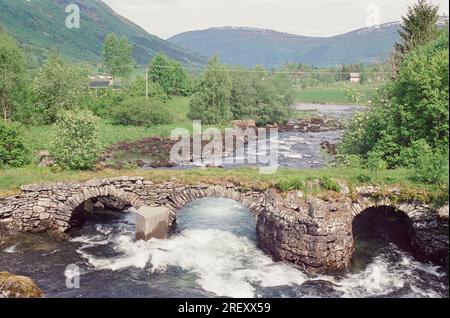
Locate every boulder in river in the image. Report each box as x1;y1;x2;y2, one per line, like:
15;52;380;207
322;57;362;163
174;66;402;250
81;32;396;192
0;272;43;298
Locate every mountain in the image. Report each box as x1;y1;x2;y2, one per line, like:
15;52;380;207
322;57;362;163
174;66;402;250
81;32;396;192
169;19;447;68
0;0;205;67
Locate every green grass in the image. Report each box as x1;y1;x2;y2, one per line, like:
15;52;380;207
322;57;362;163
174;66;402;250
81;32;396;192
0;166;447;205
23;97;193;152
289;110;319;120
294;82;380;105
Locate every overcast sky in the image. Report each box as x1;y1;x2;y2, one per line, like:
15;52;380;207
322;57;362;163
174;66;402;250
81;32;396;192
102;0;449;39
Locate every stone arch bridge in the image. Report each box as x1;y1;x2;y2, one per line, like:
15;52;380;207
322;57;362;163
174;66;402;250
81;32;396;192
0;176;448;274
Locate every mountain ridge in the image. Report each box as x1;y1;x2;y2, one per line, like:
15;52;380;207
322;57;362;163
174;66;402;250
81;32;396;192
0;0;206;67
169;18;448;68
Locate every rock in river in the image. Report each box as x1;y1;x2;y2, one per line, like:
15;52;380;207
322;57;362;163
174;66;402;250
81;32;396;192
0;272;43;298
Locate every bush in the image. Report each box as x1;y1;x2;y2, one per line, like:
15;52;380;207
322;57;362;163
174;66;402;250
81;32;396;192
275;176;305;192
356;174;372;183
0;121;31;167
188;57;232;124
414;144;449;184
149;53;192;96
0;32;27;122
229;66;292;125
32;54;90;124
89;88;126;118
111;97;174;127
51;110;101;170
338;31;449;178
366;151;388;171
319;176;341;192
335;153;363;168
126;77;168;101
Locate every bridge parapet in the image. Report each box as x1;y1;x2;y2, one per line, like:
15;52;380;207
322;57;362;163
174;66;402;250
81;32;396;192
1;177;448;274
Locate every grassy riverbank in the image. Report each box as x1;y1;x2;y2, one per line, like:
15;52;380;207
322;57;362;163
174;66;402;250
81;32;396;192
294;82;380;105
22;97;193;153
1;166;447;205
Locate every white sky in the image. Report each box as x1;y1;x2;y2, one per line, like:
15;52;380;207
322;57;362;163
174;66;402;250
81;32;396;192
102;0;449;39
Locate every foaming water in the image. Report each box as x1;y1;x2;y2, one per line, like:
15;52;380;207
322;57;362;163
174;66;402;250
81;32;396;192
0;198;447;298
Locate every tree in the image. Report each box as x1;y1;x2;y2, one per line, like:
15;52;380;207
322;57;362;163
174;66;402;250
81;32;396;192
110;97;174;127
102;33;135;84
0;32;26;122
0;121;31;168
126;76;168;101
230;65;291;125
188;56;232;124
148;52;191;96
32;53;90;124
393;0;439;72
338;30;449;175
51;110;101;170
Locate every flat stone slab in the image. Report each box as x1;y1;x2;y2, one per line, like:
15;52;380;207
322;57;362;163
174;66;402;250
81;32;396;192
135;206;170;241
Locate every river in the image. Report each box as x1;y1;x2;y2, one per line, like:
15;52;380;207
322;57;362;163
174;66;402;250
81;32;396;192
0;198;447;298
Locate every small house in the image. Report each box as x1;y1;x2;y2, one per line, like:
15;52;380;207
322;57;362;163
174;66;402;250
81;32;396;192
348;73;361;83
89;75;115;89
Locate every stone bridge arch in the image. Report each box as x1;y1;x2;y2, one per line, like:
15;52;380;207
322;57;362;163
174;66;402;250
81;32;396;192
1;178;447;274
60;184;144;230
350;198;449;265
163;185;266;231
351;204;417;254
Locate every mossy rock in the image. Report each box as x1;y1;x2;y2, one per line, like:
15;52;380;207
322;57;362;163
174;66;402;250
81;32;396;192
0;272;43;298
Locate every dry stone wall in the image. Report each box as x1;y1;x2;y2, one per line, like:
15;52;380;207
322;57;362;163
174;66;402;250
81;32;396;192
0;177;448;274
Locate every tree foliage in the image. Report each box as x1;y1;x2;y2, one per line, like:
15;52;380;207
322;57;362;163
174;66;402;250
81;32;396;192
188;56;232;124
51;109;101;170
0;121;31;168
338;31;449;182
126;76;168;101
32;54;90;124
111;97;174;127
230;66;292;125
102;33;135;83
149;53;191;96
0;32;27;122
393;0;440;71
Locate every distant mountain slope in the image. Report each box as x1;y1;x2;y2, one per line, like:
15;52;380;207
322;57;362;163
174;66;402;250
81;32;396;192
170;17;449;68
0;0;205;67
169;23;402;68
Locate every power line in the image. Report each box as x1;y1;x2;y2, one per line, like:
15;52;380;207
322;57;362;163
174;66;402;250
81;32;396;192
26;62;392;75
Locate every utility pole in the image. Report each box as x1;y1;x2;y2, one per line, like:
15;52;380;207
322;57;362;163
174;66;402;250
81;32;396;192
145;67;149;100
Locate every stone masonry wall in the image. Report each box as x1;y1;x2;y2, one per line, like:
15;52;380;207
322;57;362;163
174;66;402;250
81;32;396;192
0;177;448;274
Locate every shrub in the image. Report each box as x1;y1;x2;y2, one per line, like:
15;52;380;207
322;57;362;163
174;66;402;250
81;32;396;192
51;110;101;170
0;32;27;122
366;151;388;171
149;53;192;96
188;57;232;124
338;31;449;176
275;176;305;192
0;121;31;167
319;176;341;192
229;66;292;125
356;174;372;183
32;54;90;124
414;145;449;184
89;88;126;118
126;77;168;101
111;97;174;127
335;154;363;169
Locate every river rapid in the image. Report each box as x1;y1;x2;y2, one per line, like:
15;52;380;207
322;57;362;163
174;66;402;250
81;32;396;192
0;198;447;298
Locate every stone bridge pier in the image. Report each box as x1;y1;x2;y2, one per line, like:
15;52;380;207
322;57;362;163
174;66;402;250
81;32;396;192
0;177;448;275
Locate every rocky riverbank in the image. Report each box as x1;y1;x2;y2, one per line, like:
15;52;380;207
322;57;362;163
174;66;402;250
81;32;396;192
94;116;344;170
0;272;42;298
